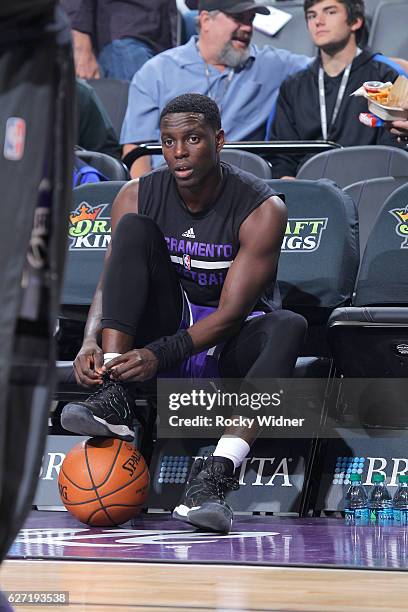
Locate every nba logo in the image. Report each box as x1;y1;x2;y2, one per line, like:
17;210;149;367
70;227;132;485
4;117;26;161
183;254;191;270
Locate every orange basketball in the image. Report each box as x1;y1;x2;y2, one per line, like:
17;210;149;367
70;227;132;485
58;437;149;526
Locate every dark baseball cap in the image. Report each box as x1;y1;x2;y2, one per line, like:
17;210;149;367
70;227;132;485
187;1;270;15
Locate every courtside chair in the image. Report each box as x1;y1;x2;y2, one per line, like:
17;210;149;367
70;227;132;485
296;146;408;188
55;180;156;459
266;178;359;376
328;182;408;427
266;178;359;517
56;181;126;381
344;176;408;258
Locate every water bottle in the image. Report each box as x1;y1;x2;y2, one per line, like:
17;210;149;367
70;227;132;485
369;474;393;525
344;473;369;525
393;474;408;525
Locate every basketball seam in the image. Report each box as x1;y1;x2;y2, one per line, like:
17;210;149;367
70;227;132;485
62;481;149;507
60;453;148;492
91;438;126;488
85;440;120;527
86;502;144;525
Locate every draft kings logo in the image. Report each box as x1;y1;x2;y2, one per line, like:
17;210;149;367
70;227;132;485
282;217;328;252
68;201;111;250
389;205;408;248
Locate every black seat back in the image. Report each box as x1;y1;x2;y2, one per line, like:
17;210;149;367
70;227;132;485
220;149;273;178
297;146;408;188
62;181;126;307
267;179;359;311
368;1;408;57
75;150;130;181
87;78;129;138
267;178;359;356
354;182;408;306
344;176;408;258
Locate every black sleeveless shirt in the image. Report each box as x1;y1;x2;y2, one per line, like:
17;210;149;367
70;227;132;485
138;162;282;311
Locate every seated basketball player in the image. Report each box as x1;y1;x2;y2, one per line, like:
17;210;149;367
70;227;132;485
61;94;307;534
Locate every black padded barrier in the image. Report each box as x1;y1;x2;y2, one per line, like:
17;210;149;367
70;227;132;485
0;5;75;563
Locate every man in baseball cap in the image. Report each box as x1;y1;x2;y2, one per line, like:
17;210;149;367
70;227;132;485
121;0;312;177
189;1;270;14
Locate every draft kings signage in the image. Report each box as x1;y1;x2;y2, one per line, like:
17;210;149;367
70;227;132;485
282;217;328;252
68;201;111;250
389;205;408;248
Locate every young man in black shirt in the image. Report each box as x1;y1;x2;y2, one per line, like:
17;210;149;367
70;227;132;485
268;0;404;178
61;94;307;533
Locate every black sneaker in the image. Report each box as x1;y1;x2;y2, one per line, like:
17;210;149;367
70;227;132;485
61;374;136;441
173;455;239;534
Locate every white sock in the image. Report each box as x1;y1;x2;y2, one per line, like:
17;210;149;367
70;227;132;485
213;436;251;469
103;352;121;366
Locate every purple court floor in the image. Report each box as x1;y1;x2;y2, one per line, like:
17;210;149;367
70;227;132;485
7;510;408;570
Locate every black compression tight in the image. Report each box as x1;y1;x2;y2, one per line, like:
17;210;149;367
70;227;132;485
102;213;307;377
102;213;183;346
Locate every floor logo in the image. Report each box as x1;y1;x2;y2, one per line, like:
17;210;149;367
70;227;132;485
14;528;280;550
282;218;328;252
389;206;408;248
68;201;111;250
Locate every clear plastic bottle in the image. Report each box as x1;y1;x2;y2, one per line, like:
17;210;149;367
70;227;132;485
369;473;393;525
344;473;369;525
393;474;408;525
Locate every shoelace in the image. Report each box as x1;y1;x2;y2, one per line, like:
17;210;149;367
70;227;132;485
88;374;125;402
200;471;240;501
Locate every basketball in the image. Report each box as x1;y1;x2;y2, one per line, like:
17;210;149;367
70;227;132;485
58;437;149;527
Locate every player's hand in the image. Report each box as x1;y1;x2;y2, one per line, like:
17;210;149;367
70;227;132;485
104;348;159;382
73;340;104;387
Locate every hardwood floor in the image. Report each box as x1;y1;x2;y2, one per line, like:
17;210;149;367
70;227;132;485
1;560;408;611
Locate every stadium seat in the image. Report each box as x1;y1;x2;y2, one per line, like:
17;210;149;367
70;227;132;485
252;2;316;56
296;146;408;188
87;78;130;139
368;1;408;58
220;149;273;178
55;181;156;456
328;182;408;426
344;176;408;257
266;178;359;371
75;149;130;181
58;181;126;361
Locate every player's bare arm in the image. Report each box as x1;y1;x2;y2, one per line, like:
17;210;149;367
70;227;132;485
187;195;287;350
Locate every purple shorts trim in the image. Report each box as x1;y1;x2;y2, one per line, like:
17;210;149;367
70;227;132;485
159;294;264;379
